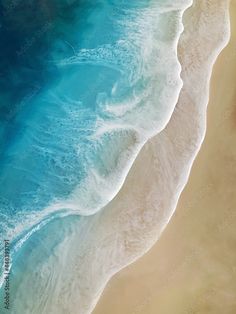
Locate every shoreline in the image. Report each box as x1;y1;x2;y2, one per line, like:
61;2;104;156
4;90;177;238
93;1;236;313
1;1;233;313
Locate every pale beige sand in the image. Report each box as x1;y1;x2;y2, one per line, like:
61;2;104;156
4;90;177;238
93;2;236;314
12;2;232;313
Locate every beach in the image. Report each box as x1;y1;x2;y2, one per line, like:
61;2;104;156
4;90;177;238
93;1;236;314
0;1;234;313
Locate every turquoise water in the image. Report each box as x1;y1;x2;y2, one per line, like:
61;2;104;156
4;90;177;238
0;0;185;312
0;0;143;242
0;214;80;313
0;0;130;223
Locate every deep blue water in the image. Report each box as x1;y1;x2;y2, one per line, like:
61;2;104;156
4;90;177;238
0;0;148;234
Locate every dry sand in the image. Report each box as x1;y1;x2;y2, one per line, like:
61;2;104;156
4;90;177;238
93;2;236;314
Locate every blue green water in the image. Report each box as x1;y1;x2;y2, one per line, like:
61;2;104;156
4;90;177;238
0;0;148;239
0;0;185;312
0;0;124;217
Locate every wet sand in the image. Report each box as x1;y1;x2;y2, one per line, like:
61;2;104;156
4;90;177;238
93;2;236;314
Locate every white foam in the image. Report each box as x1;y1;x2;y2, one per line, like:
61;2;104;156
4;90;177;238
56;0;193;216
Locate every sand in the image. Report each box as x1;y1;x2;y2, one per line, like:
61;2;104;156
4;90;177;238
93;2;236;314
17;2;231;313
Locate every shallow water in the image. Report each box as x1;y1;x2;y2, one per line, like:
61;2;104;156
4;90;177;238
0;0;184;252
0;0;192;312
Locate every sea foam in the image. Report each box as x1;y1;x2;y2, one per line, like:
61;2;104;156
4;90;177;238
55;0;192;216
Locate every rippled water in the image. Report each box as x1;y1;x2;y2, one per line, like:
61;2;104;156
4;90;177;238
0;0;191;312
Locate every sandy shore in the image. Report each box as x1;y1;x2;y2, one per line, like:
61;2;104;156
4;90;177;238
1;2;234;314
93;2;236;314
